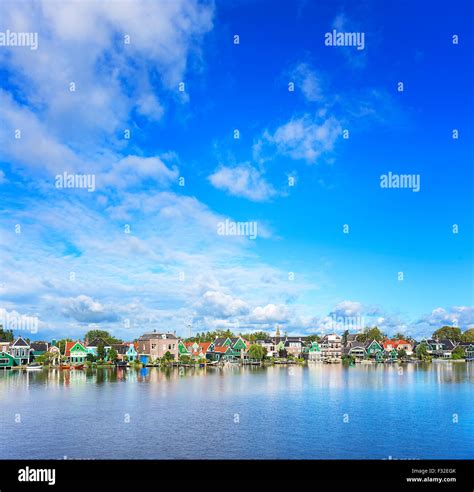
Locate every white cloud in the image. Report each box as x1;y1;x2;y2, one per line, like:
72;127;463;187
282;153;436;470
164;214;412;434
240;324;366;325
61;295;119;323
208;163;276;201
250;304;291;323
416;306;474;330
101;155;179;189
0;0;214;166
290;62;324;102
256;114;341;164
196;290;249;318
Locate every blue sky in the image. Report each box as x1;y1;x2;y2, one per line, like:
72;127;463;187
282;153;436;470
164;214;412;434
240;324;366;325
0;0;472;341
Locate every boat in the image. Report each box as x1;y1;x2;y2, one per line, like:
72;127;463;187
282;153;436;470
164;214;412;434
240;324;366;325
73;364;84;370
26;364;42;371
59;365;71;370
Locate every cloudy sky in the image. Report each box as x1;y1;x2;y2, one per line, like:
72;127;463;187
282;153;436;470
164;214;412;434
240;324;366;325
0;0;472;341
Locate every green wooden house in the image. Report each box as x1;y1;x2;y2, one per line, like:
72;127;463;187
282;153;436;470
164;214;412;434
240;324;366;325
389;348;398;361
10;337;31;365
0;352;16;369
65;341;87;364
366;339;383;357
212;337;248;359
178;340;190;356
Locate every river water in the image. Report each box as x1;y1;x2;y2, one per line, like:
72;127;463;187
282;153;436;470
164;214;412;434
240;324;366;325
0;362;472;459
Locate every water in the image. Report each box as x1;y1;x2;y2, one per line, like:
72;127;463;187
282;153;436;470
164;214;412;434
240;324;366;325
0;363;472;459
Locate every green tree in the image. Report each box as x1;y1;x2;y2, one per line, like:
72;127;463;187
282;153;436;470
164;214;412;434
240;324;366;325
393;332;407;340
248;344;267;360
57;338;72;355
97;341;106;361
356;327;385;342
0;326;14;342
86;353;97;363
161;351;174;364
432;326;462;342
341;330;349;346
85;330;122;345
416;342;431;361
108;346;118;363
451;346;466;360
462;328;474;342
243;331;269;343
36;351;55;366
397;348;407;360
306;334;321;343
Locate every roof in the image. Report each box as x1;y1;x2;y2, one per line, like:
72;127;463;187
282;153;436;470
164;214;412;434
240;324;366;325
349;342;367;349
64;341;86;356
31;342;48;352
383;339;412;350
438;339;456;350
12;337;30;347
138;332;177;341
87;337;111;347
184;341;211;356
113;344;130;355
213;337;229;347
346;334;359;342
213;346;230;354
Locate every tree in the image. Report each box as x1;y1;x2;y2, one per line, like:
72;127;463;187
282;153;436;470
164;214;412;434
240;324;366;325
393;332;407;340
243;331;269;343
179;355;192;364
108;346;118;363
397;349;407;360
86;353;96;363
161;351;174;363
57;339;72;355
432;326;462;342
342;330;349;346
248;344;267;360
416;343;431;361
451;346;466;360
36;351;55;366
462;328;474;342
0;326;14;342
85;330;122;345
357;327;385;342
306;334;321;343
97;341;106;361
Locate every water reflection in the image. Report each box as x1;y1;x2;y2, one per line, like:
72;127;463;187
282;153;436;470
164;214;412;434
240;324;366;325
0;362;472;388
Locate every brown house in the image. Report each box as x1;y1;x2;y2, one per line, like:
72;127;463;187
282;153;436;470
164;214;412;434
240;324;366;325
137;331;179;361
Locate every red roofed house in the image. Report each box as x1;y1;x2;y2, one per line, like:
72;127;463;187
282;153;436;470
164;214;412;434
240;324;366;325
64;341;87;364
383;339;413;356
184;341;212;360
